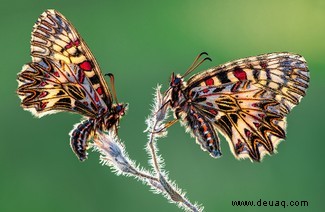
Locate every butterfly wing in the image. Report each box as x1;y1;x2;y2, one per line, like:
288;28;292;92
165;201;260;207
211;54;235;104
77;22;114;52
185;52;309;161
17;9;111;117
17;58;107;117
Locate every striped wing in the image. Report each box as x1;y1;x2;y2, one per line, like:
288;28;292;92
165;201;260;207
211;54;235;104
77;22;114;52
17;58;107;117
17;9;111;117
186;52;309;161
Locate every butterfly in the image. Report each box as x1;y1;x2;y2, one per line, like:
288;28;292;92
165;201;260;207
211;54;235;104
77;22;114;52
163;52;309;161
17;9;127;161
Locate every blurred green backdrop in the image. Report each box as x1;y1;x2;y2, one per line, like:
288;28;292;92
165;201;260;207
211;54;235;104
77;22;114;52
1;0;324;211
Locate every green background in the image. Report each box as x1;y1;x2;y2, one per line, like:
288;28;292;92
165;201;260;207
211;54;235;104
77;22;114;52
1;0;324;211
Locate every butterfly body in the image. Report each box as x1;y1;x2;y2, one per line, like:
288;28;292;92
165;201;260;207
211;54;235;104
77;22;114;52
168;73;223;158
70;104;125;161
17;10;126;161
166;52;309;162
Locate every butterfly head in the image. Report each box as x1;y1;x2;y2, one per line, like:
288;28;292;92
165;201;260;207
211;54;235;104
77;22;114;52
115;103;127;117
170;72;183;88
102;103;127;131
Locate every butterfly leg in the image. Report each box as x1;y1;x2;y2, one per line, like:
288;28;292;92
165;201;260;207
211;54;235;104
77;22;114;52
152;106;183;134
154;98;172;117
69;119;95;161
160;107;185;131
165;119;179;128
152;119;178;134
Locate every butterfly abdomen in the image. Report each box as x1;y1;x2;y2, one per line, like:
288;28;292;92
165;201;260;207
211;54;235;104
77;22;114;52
183;106;222;158
70;119;95;161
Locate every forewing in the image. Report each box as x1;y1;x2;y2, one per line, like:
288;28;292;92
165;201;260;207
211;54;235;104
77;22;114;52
17;58;108;117
30;9;112;108
186;52;309;116
186;52;309;161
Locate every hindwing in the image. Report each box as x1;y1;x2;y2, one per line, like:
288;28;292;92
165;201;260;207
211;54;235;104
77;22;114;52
17;58;107;117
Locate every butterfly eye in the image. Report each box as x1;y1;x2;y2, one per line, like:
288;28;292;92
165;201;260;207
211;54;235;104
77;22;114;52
174;77;181;84
116;105;122;112
170;76;181;86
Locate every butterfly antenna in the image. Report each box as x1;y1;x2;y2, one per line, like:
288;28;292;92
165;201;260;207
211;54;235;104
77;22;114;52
105;73;119;104
182;52;212;78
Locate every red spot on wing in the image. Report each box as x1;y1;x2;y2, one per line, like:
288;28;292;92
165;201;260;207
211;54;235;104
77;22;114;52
203;88;209;93
83;101;88;106
231;81;241;92
79;61;92;71
53;71;60;77
74;39;80;46
244;129;251;138
40;81;48;86
205;78;214;86
65;41;73;49
233;68;247;81
39;91;48;98
65;39;80;49
253;122;261;128
94;94;99;102
78;70;85;83
258;113;265;119
96;87;103;95
40;102;48;110
209;109;218;115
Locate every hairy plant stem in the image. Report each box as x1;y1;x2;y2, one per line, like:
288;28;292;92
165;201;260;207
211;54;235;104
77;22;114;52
146;111;201;211
95;86;202;211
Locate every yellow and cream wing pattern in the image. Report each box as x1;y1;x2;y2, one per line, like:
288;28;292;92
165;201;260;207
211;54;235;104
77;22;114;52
17;9;112;117
179;52;309;161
